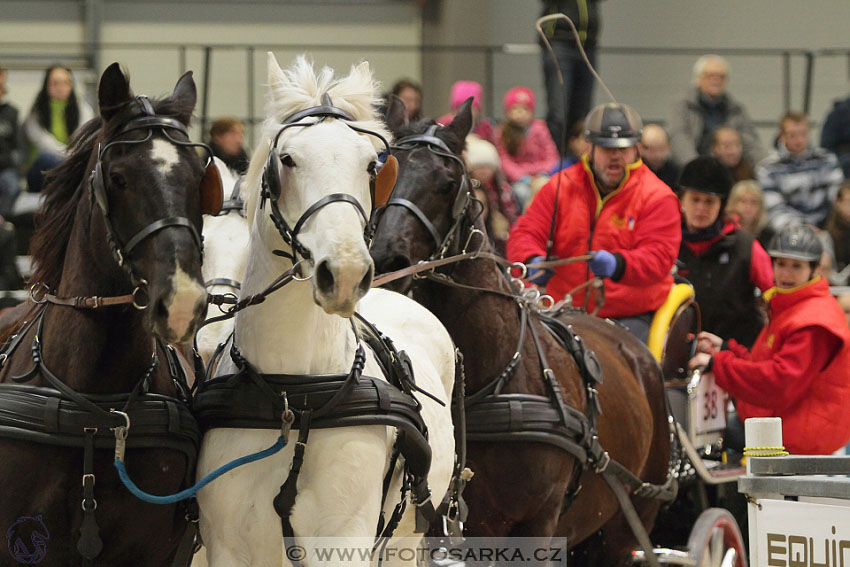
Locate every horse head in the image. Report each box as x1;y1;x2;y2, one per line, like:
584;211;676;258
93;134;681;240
370;97;473;293
88;63;213;342
247;53;393;317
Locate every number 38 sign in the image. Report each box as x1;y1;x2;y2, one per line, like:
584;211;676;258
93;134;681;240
689;370;727;436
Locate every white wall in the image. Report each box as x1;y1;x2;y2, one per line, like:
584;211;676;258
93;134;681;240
4;0;850;147
2;1;422;145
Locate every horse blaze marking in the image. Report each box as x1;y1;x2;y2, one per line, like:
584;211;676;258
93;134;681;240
150;139;180;174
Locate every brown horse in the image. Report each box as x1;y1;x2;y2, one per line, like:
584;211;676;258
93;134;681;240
0;64;214;566
370;98;673;566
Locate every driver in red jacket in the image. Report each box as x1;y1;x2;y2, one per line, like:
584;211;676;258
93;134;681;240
690;225;850;455
506;102;681;343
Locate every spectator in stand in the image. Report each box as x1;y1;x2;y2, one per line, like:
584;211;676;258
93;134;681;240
0;66;22;218
726;180;773;246
391;79;422;122
538;0;600;154
711;126;755;182
23;64;93;192
464;134;520;255
494;86;559;209
820;89;850;178
676;156;773;347
758;111;844;232
548;118;590;175
436;81;495;142
690;225;850;456
0;219;22;291
208;116;249;176
639;123;680;190
822;181;850;285
507;102;681;343
668;55;764;167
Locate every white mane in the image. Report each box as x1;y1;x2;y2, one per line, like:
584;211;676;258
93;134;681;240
243;54;392;224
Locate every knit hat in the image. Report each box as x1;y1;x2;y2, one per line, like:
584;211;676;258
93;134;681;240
678;155;733;201
450;81;482;112
503;86;535;114
464;135;500;170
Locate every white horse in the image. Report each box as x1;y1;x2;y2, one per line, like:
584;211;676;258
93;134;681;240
195;54;456;567
197;156;250;366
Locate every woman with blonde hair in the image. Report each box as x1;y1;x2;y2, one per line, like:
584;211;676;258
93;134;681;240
726;179;772;245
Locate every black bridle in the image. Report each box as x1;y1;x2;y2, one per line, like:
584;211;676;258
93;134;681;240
89;96;213;289
261;94;392;266
219;177;245;216
387;126;477;260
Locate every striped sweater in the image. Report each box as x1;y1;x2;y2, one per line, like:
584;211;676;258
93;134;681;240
757;144;844;231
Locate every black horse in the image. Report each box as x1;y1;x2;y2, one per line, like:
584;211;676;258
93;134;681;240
370;97;673;566
0;63;218;566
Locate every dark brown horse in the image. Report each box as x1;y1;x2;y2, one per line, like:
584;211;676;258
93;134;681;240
370;98;673;566
0;64;214;566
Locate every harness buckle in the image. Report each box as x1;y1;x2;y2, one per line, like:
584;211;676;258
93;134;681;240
280;393;295;438
594;449;611;473
91;296;102;309
82;473;96;489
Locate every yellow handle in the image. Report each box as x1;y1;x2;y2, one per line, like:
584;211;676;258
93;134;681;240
648;283;695;362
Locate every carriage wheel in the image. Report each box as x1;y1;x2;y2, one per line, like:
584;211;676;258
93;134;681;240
686;508;747;567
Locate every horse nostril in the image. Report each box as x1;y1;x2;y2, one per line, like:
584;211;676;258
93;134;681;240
315;260;335;295
359;264;374;295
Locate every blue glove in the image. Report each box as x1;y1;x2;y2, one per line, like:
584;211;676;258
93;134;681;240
527;256;554;286
588;250;617;278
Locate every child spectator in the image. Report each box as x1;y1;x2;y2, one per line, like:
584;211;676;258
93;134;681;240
548;119;590;176
494;86;559;209
436;81;495;142
391;79;422;122
758;111;844;231
464;134;520;254
23;64;93;192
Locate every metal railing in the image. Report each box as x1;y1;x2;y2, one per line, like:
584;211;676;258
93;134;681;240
4;41;848;141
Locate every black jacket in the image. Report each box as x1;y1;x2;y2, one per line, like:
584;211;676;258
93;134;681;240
678;229;765;347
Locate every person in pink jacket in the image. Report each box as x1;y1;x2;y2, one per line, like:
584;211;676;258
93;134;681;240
495;86;560;209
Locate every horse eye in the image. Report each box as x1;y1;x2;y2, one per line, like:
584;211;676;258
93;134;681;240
367;161;377;177
280;154;296;168
109;172;126;189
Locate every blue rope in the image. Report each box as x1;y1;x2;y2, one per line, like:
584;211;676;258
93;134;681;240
114;435;287;504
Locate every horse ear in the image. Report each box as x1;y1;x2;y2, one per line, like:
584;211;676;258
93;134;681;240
171;71;197;125
447;98;474;147
384;94;408;132
98;62;132;121
267;52;286;93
